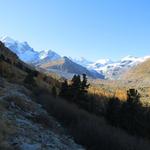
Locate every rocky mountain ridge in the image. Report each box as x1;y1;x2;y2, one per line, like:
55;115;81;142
0;36;103;79
1;36;150;79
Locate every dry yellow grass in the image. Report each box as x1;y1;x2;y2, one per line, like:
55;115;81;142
89;85;127;101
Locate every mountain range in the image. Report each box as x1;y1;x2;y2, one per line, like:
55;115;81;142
1;36;150;80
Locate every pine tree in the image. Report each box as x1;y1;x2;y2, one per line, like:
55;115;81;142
71;74;81;90
81;74;90;93
120;89;141;133
52;86;57;98
70;75;81;102
59;80;69;98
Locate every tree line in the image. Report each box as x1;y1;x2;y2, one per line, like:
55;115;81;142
105;88;150;138
59;75;150;140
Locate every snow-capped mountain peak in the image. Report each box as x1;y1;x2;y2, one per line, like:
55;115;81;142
0;36;34;53
39;50;48;59
74;57;89;62
0;36;62;63
121;55;138;62
88;59;113;70
87;55;150;79
0;36;39;63
120;55;150;65
70;57;93;67
0;36;16;44
39;49;61;61
95;59;112;65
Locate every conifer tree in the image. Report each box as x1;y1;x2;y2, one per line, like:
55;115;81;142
59;80;69;98
120;89;141;133
81;74;90;93
71;74;81;91
52;86;57;98
70;75;81;102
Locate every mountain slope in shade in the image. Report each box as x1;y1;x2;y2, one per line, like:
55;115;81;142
38;56;104;79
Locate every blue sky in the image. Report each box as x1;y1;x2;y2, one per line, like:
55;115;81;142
0;0;150;61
